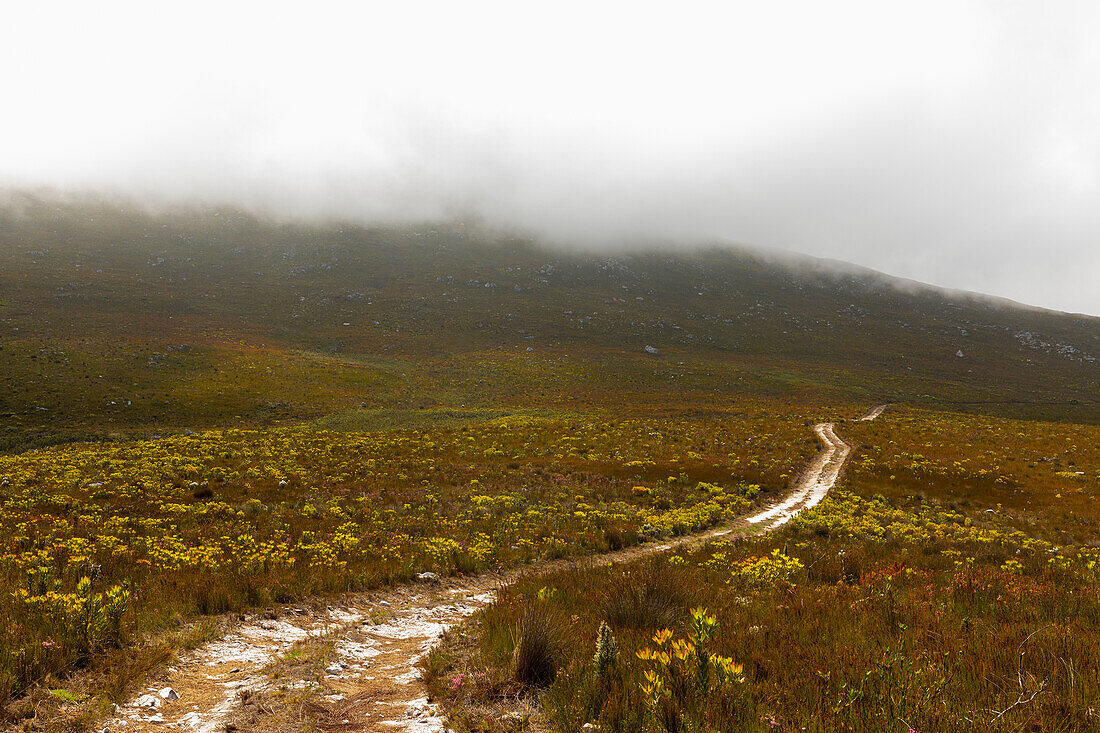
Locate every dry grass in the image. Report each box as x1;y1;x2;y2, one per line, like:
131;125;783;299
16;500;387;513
510;603;561;688
599;559;692;630
431;408;1100;731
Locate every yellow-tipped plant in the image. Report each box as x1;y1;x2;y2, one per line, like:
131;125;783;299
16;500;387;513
634;608;744;732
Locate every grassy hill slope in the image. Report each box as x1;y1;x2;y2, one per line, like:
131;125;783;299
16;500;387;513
1;192;1097;451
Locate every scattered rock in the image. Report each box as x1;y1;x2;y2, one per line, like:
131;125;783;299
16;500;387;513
379;600;390;607
416;572;440;583
158;687;179;701
136;694;161;709
956;349;965;358
644;345;658;355
146;713;165;723
325;664;343;675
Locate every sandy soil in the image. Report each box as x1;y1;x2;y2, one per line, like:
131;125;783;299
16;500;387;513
744;422;850;530
857;404;889;421
104;406;885;733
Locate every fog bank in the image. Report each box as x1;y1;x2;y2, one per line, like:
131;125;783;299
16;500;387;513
2;1;1098;314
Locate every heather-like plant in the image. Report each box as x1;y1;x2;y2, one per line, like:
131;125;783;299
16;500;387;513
593;621;618;676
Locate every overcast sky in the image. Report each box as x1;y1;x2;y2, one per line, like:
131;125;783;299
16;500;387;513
2;1;1098;314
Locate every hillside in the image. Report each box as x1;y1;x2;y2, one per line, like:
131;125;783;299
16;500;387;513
4;193;1100;732
1;193;1097;452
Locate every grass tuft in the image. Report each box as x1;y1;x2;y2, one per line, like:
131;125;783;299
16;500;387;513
600;559;692;630
510;603;560;688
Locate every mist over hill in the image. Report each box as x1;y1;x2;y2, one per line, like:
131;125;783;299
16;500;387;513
1;193;1098;450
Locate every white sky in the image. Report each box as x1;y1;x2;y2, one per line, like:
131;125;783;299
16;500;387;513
2;1;1099;314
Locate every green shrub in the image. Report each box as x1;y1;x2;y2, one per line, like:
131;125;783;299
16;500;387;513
593;621;619;676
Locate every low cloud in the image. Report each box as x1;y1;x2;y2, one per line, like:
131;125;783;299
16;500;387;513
1;1;1098;314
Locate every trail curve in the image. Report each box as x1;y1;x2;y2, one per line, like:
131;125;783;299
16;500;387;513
744;422;851;531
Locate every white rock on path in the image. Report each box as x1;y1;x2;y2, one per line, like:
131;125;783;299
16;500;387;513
158;687;179;701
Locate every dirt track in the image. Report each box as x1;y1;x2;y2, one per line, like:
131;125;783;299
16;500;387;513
744;422;850;531
858;404;889;421
105;406;884;733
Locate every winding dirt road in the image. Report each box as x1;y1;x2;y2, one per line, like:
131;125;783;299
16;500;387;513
105;406;884;733
744;422;850;531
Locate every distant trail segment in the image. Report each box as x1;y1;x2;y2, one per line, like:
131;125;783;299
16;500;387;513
105;405;885;733
858;403;889;421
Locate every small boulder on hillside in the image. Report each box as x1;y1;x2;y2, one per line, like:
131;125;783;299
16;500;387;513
644;345;658;355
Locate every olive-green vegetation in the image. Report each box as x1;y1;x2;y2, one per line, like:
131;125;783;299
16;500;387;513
2;192;1099;454
0;405;817;713
429;407;1100;731
2;191;1100;731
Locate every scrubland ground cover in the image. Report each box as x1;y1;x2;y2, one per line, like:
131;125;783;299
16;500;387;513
427;408;1100;732
0;403;819;717
4;199;1100;731
3;196;1100;456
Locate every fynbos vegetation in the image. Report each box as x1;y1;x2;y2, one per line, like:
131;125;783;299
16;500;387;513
2;203;1100;730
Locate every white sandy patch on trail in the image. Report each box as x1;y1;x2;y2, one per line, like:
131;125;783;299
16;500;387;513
858;404;889;421
745;422;851;531
106;406;885;733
